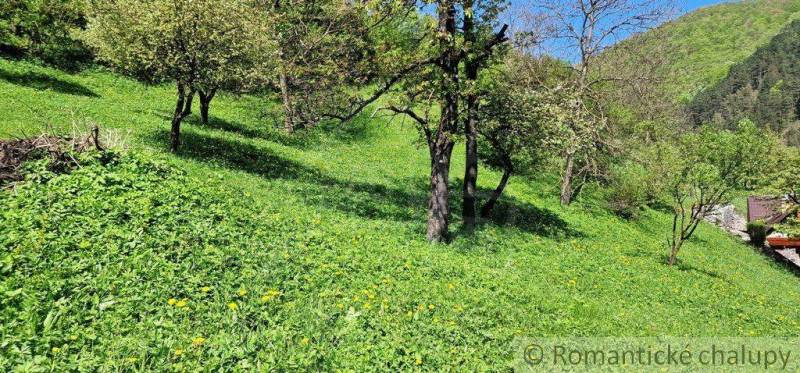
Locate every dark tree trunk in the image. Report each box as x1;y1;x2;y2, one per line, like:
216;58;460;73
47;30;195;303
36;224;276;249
279;67;294;133
170;82;189;153
182;89;195;118
198;88;216;125
462;103;478;226
461;0;479;228
480;168;512;218
427;138;455;242
560;152;575;206
426;2;459;243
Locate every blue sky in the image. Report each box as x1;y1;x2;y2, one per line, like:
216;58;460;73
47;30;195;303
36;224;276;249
681;0;733;13
504;0;737;60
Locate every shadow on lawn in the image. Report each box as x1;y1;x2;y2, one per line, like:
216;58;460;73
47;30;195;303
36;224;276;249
479;198;581;238
151;111;308;148
0;68;98;97
146;129;579;239
146;128;429;222
404;176;580;239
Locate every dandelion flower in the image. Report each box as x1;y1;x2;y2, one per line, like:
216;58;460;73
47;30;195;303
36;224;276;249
228;302;238;311
428;304;435;310
200;286;211;293
167;298;177;306
174;349;183;357
260;289;281;303
192;337;206;346
175;299;188;308
415;357;422;365
237;289;248;297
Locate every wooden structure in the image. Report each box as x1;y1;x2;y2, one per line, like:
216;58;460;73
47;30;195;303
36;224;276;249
747;196;800;249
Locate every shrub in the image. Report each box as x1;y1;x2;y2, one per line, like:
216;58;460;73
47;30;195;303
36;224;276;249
776;216;800;240
747;220;768;247
0;0;90;69
606;161;649;219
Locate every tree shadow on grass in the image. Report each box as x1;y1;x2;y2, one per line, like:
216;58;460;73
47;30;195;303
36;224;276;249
672;259;734;285
0;68;98;97
145;128;430;223
151;111;308;148
477;198;582;239
146;128;579;239
401;177;582;240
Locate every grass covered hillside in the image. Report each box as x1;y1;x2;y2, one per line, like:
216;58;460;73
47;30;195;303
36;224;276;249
2;58;800;370
610;0;800;102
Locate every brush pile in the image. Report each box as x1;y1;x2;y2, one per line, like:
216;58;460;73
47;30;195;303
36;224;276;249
0;128;103;186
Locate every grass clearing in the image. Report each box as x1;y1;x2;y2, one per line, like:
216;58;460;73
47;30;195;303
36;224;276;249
2;58;800;370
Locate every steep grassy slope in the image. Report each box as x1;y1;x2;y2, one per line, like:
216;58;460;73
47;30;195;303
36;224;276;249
609;0;800;101
2;58;800;370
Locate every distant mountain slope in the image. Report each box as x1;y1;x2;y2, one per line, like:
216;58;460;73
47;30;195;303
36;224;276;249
689;19;800;145
608;0;800;102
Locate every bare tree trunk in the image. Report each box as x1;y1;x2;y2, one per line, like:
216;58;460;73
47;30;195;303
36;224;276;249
428;139;455;242
279;67;294;133
198;88;216;125
461;0;478;228
170;82;188;153
427;2;459;243
462;83;478;226
480;168;511;218
560;152;575;205
668;239;683;266
182;89;195;118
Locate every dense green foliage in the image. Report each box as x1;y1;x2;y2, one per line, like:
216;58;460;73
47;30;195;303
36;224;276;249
689;20;800;145
0;0;89;69
748;220;768;247
2;56;800;370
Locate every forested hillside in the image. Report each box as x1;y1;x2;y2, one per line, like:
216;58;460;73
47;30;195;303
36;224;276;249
689;20;800;145
607;0;800;102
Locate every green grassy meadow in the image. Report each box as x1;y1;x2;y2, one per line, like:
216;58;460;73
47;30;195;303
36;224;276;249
2;58;800;370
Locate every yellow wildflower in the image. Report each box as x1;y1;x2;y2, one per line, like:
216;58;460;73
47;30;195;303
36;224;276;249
192;336;206;346
447;283;455;290
237;289;248;297
415;357;422;365
175;299;188;308
337;303;345;310
301;337;310;345
428;304;435;310
174;349;183;357
69;335;78;341
51;347;61;354
228;302;238;311
167;298;177;306
200;286;211;293
407;311;413;317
